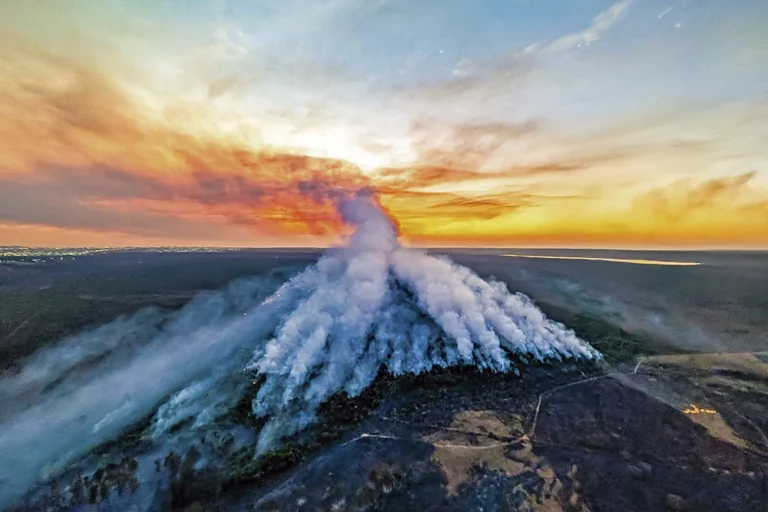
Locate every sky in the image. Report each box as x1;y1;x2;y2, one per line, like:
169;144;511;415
0;0;767;248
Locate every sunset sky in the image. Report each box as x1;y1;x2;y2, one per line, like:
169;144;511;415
1;0;767;248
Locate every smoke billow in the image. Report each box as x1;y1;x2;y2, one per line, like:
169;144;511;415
242;190;599;452
0;189;599;507
0;275;294;506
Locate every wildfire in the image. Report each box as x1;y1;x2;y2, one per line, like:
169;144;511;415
261;292;281;306
683;404;717;415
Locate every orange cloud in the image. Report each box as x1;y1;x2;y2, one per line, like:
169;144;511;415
631;172;760;221
623;172;768;245
0;43;375;244
396;172;768;249
1;30;766;249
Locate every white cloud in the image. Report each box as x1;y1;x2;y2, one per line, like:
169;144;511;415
451;58;475;78
524;0;635;55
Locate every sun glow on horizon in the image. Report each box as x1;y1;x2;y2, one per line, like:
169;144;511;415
502;254;702;266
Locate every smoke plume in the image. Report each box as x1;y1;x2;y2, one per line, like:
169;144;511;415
228;190;599;452
0;189;599;507
0;275;293;506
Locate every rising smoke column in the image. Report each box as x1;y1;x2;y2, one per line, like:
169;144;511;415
0;189;600;507
245;189;601;453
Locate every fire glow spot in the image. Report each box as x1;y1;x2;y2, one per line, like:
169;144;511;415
260;294;279;306
683;404;717;415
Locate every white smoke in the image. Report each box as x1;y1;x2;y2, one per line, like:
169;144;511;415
0;189;599;507
241;190;601;453
0;275;292;507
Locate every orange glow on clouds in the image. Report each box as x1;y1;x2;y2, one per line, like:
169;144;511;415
0;1;766;249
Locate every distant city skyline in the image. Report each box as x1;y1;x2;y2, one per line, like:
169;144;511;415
1;0;767;248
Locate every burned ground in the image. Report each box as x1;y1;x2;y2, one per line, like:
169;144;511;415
3;249;768;511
